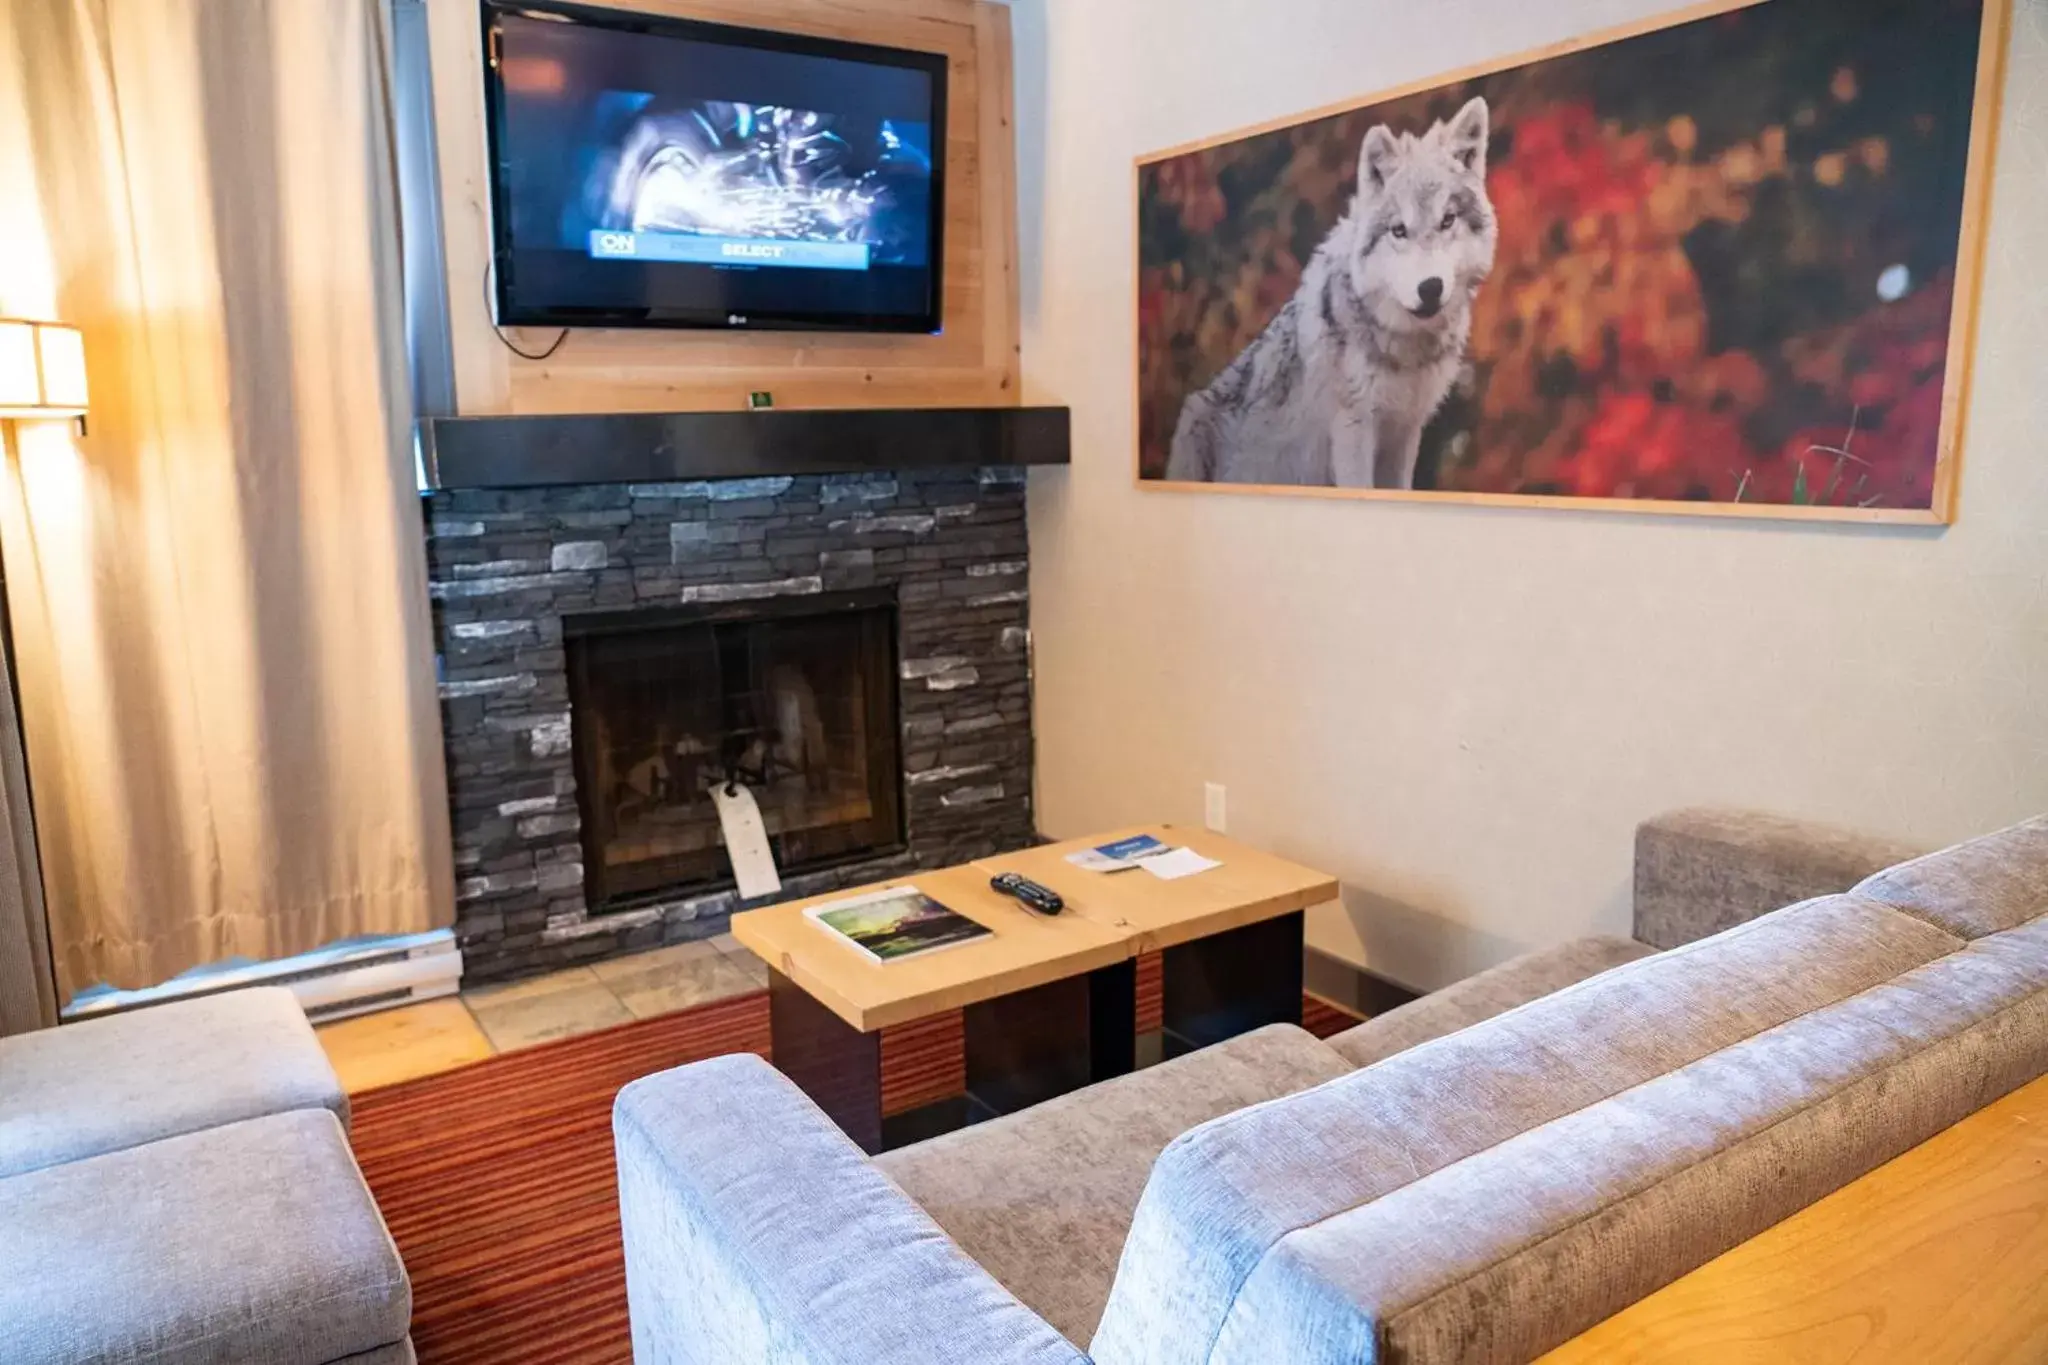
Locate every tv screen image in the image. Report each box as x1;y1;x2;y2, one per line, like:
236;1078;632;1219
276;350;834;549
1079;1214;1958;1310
483;1;948;333
590;101;932;269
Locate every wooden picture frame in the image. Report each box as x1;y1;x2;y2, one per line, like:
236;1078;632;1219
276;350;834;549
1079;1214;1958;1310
1134;0;2012;523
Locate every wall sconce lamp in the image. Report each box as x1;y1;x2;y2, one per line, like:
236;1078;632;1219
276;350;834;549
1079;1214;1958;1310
0;319;89;436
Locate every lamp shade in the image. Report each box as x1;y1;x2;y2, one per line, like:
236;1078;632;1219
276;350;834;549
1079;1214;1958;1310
0;320;89;419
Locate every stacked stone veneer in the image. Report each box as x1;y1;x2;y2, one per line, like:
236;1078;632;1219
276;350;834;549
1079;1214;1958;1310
424;466;1035;985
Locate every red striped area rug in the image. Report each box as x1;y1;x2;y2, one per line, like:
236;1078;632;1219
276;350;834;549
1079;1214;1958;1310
351;973;1360;1365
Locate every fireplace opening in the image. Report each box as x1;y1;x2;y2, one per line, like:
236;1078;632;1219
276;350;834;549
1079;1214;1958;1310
563;588;904;912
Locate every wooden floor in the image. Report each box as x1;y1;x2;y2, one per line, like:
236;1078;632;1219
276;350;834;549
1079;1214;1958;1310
349;965;1358;1365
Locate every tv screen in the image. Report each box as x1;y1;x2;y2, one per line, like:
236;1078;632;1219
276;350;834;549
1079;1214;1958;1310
481;1;948;333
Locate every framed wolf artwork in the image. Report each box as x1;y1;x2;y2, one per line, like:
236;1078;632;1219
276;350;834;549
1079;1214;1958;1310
1135;0;2011;522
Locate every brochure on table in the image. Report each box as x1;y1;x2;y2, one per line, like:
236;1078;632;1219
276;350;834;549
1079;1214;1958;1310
1065;834;1221;881
804;885;993;964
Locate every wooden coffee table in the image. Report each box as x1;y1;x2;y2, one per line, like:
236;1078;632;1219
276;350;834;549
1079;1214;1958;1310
732;826;1337;1152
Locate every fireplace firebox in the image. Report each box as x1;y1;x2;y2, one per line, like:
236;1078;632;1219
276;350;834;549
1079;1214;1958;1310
564;588;904;913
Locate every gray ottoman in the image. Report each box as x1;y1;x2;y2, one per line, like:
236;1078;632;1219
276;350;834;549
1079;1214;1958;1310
0;1107;413;1365
0;986;346;1178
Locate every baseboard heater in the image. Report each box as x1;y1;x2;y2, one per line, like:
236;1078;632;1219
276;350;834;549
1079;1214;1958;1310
62;930;463;1026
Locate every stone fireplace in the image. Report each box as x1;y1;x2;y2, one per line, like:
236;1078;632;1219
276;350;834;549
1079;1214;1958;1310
423;464;1038;985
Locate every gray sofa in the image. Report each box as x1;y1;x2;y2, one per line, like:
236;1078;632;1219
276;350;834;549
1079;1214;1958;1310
613;810;2048;1364
0;987;413;1365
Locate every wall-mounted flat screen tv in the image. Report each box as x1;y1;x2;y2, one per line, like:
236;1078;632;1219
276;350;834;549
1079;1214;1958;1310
481;0;948;334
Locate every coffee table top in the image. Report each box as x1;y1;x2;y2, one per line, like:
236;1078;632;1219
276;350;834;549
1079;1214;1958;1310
975;826;1340;953
731;828;1339;1032
731;865;1128;1032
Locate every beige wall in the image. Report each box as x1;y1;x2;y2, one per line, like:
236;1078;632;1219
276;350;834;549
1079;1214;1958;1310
1011;0;2048;990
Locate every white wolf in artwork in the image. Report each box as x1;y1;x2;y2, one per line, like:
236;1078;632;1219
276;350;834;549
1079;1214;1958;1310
1165;97;1498;490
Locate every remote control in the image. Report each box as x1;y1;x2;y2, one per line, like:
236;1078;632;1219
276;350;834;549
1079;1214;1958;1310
990;872;1064;915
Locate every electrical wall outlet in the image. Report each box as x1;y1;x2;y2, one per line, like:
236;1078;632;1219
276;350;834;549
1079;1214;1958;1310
1204;782;1227;833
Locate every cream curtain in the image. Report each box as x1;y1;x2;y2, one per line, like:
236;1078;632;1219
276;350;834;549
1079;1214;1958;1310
0;0;453;998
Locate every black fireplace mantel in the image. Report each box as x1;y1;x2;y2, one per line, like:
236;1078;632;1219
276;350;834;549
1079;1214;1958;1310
420;405;1070;491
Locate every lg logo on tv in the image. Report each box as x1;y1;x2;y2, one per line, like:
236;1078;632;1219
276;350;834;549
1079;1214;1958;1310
727;314;749;327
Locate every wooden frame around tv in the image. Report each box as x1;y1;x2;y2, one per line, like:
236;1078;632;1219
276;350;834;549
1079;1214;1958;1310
425;0;1020;416
1132;0;2013;524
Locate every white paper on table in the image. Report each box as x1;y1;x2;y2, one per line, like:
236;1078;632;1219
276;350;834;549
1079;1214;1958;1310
1139;847;1222;881
711;783;783;899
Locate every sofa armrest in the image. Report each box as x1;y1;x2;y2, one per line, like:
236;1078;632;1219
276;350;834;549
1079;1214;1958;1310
1634;808;1924;949
614;1053;1087;1365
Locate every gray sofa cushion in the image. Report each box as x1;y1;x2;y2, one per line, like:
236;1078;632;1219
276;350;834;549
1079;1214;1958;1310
1634;808;1924;949
877;1024;1351;1348
0;985;346;1178
1855;814;2048;940
1325;936;1655;1068
0;1108;411;1365
1205;910;2048;1365
1088;894;1962;1365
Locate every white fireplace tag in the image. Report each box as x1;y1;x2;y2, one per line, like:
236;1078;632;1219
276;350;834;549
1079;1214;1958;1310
711;783;783;900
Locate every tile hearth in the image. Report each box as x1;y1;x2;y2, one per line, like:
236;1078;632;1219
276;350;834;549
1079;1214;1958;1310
316;934;770;1093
